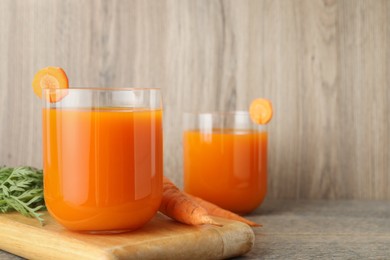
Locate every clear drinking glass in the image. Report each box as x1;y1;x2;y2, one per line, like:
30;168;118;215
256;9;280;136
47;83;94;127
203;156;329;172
42;88;163;233
183;111;267;214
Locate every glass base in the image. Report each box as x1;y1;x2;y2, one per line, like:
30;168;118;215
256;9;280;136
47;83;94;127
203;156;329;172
78;228;135;235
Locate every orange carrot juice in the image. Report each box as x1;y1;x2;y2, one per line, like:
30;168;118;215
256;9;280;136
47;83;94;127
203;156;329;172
184;129;267;214
43;108;163;232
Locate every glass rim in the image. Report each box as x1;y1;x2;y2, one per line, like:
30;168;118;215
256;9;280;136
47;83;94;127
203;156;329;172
42;87;161;91
183;110;267;130
183;110;251;117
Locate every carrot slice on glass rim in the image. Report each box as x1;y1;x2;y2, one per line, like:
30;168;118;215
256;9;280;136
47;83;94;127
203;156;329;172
32;66;69;103
249;98;273;125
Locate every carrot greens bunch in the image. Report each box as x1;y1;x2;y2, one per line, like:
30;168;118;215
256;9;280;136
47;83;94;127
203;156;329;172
0;166;46;224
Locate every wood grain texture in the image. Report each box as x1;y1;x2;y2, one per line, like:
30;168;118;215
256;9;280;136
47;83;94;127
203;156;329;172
2;199;390;259
0;0;389;199
246;199;390;259
0;213;254;260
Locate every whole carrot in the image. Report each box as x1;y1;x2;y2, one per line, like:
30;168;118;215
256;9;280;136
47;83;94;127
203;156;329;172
159;177;221;226
187;194;261;227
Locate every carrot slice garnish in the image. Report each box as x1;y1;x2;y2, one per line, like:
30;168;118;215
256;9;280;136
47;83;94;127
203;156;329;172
32;67;69;102
249;98;273;125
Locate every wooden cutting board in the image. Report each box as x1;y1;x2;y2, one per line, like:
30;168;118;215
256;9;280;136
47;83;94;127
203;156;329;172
0;212;255;260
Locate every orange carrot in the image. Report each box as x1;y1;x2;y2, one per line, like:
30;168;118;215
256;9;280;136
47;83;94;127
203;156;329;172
159;177;221;226
187;194;262;227
249;98;273;125
32;66;69;102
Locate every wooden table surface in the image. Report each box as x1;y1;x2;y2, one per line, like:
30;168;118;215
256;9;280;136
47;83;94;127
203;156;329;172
1;199;390;259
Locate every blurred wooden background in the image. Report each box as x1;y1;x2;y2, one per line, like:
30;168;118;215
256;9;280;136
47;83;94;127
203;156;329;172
0;0;389;199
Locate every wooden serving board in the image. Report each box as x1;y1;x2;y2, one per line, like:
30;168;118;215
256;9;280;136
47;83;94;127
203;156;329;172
0;212;254;260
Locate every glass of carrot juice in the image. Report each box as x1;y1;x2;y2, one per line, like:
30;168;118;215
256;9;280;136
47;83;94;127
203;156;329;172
183;111;267;214
42;88;163;233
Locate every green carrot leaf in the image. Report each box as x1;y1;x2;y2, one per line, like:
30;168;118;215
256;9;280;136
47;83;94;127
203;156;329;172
0;166;46;225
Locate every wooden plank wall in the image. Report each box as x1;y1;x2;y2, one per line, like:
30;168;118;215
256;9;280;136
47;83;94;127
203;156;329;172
0;0;389;199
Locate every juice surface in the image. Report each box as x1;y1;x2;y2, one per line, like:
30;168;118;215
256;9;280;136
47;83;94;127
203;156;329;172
184;129;267;214
42;108;163;232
